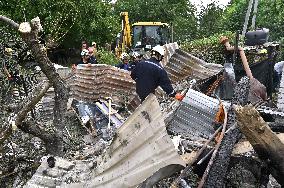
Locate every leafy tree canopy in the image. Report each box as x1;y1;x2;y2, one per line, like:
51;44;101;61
0;0;119;48
113;0;199;42
1;0;283;50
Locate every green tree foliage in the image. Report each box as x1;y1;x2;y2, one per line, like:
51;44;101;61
256;0;284;41
1;0;283;60
96;48;119;65
198;2;225;38
181;31;234;64
64;0;119;47
113;0;199;42
0;0;119;48
220;0;248;33
220;0;284;42
218;0;284;59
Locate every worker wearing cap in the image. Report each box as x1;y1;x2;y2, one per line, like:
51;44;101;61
91;42;97;56
72;49;92;70
88;47;97;64
115;52;131;71
131;45;183;102
129;51;142;71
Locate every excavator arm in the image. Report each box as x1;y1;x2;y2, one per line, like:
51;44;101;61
115;12;132;58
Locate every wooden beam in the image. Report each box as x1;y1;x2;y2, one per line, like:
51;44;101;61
235;105;284;186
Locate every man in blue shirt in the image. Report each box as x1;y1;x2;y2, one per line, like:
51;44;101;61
115;53;130;71
131;45;183;102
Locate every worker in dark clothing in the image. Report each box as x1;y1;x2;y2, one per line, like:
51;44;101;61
88;47;97;64
129;51;142;71
72;49;92;71
131;45;183;102
116;52;130;71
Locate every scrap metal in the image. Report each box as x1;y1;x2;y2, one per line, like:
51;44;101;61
86;94;186;188
70;64;136;103
167;88;220;140
164;48;223;83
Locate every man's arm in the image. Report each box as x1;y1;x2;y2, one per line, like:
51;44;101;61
130;65;137;81
159;69;175;97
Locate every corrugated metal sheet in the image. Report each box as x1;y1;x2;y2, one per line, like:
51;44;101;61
141;42;179;67
165;49;223;83
87;94;185;188
161;42;179;67
70;64;136;103
167;88;220;140
142;43;223;83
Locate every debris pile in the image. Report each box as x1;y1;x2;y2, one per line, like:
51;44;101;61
2;43;284;188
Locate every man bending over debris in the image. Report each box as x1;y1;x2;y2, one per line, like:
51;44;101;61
131;45;183;102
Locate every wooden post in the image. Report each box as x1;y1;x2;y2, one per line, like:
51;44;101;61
235;105;284;186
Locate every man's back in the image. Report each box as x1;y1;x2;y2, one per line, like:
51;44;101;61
131;57;174;101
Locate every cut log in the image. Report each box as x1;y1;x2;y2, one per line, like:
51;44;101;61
235;105;284;186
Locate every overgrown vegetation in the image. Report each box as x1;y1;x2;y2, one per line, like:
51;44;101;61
1;0;283;58
181;31;235;64
96;48;119;65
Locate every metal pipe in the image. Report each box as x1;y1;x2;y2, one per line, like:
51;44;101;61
239;48;253;79
222;40;254;79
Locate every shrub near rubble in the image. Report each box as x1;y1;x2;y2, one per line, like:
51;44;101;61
181;31;234;65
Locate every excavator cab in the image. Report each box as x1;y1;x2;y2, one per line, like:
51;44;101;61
132;22;170;52
115;12;171;58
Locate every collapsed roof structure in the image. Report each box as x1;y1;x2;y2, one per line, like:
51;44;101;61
22;42;284;187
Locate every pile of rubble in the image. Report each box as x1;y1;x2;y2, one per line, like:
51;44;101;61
2;43;284;188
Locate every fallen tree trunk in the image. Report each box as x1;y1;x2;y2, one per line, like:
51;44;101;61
235;105;284;186
232;133;284;155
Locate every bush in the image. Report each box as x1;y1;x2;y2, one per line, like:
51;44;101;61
96;48;119;66
181;31;235;65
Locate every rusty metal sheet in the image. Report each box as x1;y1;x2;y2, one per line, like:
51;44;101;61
87;94;185;188
70;64;136;103
167;89;219;140
165;49;223;83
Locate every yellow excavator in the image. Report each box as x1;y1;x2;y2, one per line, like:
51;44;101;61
115;12;171;58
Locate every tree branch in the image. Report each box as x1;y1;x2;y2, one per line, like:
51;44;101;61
15;81;51;126
0;81;50;145
0;15;19;29
1;15;69;155
235;105;284;186
18;120;61;155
